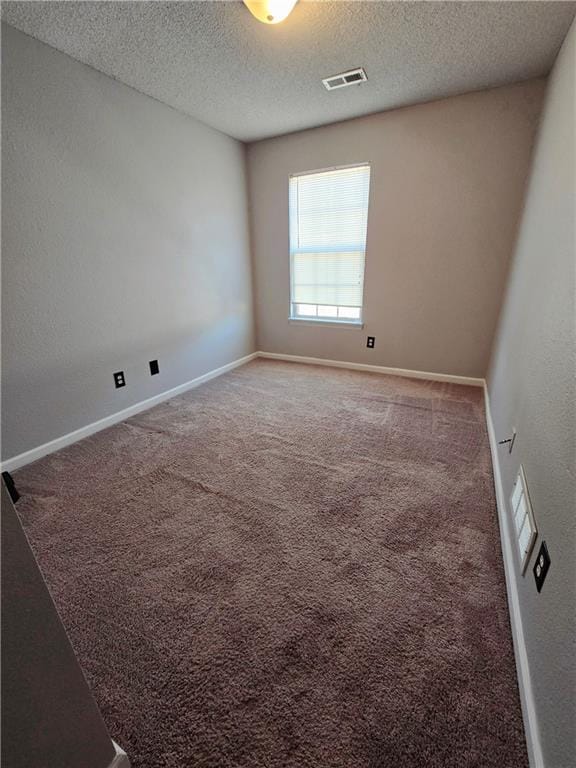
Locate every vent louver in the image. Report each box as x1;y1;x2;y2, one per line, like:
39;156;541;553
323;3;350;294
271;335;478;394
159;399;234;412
322;68;367;91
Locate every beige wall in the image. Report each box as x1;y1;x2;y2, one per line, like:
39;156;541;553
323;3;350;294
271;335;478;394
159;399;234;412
1;25;254;460
488;20;575;768
247;80;545;378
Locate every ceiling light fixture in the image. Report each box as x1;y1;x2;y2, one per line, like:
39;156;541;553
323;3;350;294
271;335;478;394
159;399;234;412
243;0;298;25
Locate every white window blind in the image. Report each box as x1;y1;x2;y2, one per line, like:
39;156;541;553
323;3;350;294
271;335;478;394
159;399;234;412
289;163;370;322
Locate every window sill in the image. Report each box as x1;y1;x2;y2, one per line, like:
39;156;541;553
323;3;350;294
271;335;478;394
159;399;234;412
288;318;364;329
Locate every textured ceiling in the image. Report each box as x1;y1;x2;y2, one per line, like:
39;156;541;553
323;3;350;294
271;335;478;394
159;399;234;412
2;1;575;142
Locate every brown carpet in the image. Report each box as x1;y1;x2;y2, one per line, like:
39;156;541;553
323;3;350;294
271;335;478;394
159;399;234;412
14;359;527;768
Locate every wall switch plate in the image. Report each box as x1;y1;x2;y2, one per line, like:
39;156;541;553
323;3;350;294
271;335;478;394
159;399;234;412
367;336;375;349
149;360;159;375
533;540;551;593
113;371;126;388
510;465;537;574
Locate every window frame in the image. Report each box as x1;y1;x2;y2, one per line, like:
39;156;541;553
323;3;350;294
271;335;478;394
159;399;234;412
287;162;371;328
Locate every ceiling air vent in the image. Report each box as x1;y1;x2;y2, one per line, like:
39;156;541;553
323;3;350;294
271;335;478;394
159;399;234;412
322;68;367;91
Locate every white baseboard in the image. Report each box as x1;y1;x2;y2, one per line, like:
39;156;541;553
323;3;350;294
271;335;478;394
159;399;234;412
257;351;484;387
1;351;484;473
109;740;130;768
1;352;258;473
483;385;543;768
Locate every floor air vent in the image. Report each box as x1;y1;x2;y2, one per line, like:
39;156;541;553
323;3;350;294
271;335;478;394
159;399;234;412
322;68;367;91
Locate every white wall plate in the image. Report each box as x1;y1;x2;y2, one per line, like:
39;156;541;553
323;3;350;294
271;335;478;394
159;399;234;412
510;465;537;574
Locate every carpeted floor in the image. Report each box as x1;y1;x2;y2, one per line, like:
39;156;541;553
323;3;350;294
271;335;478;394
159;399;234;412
15;359;527;768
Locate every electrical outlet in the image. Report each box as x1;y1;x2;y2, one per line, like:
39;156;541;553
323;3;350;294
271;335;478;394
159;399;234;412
367;336;375;349
113;371;126;388
533;540;551;593
149;360;159;376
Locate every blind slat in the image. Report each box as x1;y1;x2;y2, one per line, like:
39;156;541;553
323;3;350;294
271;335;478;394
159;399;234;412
289;165;370;310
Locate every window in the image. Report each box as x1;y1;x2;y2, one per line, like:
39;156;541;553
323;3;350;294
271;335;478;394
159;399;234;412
289;163;371;324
